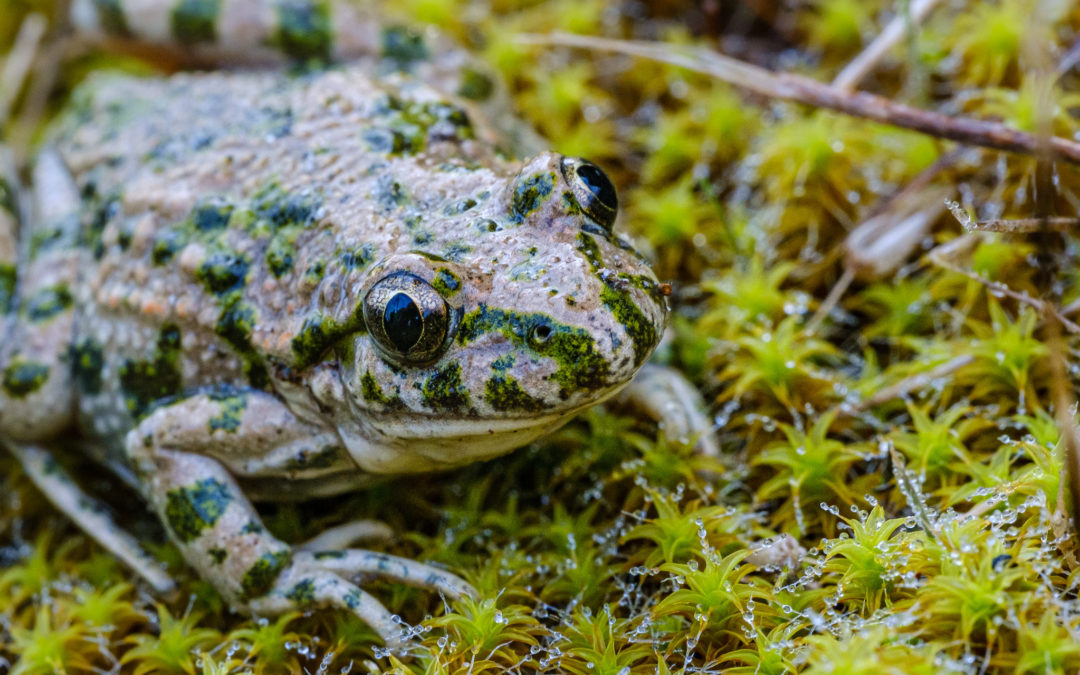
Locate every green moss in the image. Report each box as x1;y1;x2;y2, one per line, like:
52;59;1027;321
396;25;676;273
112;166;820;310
163;478;233;543
457;68;495;101
91;0;131;37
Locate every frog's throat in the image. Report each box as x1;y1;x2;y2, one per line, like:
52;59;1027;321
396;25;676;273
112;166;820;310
337;385;628;475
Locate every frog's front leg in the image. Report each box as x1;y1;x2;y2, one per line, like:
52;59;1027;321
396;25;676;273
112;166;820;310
616;363;719;458
127;389;472;648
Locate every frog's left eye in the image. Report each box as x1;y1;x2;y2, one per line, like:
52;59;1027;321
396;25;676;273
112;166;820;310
363;272;452;365
561;157;618;232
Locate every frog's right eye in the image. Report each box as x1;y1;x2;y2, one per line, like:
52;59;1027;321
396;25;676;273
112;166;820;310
561;157;618;233
363;272;452;365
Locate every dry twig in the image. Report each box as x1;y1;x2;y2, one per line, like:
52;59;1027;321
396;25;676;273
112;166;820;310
518;32;1080;166
832;0;945;91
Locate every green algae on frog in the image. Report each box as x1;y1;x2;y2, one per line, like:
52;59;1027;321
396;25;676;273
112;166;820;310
0;0;713;649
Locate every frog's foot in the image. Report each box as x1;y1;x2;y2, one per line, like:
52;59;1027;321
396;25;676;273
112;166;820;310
294;549;475;599
0;149;84;440
125;387;472;648
5;442;176;593
297;519;394;551
616;363;719;458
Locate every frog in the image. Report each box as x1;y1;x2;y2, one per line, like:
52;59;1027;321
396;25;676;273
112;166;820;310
0;0;715;648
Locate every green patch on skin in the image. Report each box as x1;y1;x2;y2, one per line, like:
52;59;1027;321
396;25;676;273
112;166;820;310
485;373;545;413
70;339;105;394
511;172;555;223
163;478;233;543
208;391;248;433
0;175;16;215
313;550;345;560
171;0;220;44
364;100;474;156
0;263;16;315
28;227;67;260
458;68;495;101
241;520;263;534
421;362;470;412
196;251;250;295
215;300;269;389
359;371;405;410
286;578;316;604
118;324;183;418
274;0;332;63
208;548;228;565
24;284;73;322
577;233;659;367
2;358;50;398
192;201;233;232
303;260;326;286
92;0;132;37
253;183;322;231
284;445;344;470
340;244;376;271
343;588;364;609
432;269;462;297
290;310;364;369
600;285;656;368
458;306;610;397
380;26;429;68
240;549;292;601
151;230;186;266
266;226;302;278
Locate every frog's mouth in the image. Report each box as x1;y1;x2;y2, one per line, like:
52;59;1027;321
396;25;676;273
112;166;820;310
338;385;628;475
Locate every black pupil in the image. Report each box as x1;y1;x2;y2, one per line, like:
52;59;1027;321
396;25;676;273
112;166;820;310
576;163;617;210
383;292;424;353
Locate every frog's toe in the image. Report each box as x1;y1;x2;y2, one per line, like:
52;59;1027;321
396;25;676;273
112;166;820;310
618;363;720;458
248;565;408;649
297;519;394;551
296;549;476;600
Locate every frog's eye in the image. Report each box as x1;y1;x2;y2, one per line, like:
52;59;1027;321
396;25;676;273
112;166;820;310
561;157;618;232
363;272;452;364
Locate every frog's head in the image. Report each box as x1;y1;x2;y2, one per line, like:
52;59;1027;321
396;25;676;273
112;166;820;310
330;152;667;474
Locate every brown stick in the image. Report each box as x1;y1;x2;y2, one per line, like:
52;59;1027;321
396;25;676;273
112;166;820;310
517;32;1080;166
966;217;1079;233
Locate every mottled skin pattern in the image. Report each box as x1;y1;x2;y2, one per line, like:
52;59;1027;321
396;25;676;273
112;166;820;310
0;0;708;649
